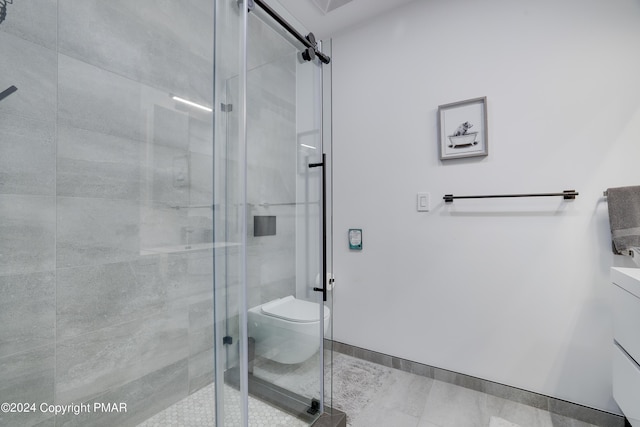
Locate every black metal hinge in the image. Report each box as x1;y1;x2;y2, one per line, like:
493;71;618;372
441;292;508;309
223;336;233;345
306;398;320;415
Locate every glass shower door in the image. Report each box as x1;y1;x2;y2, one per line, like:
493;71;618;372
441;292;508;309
214;0;330;425
243;38;326;417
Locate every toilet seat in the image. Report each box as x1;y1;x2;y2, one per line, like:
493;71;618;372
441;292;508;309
261;295;329;323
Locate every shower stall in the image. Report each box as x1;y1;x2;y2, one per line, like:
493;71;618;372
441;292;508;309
0;0;334;426
214;0;335;425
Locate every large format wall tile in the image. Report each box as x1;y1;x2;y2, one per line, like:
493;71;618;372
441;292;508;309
58;54;145;142
188;116;214;156
189;152;214;207
57;126;142;200
0;0;57;50
246;207;296;306
188;348;214;394
57;258;168;339
186;214;214;247
0;346;55;427
188;299;214;393
137;104;191;205
140;143;190;205
54;360;188;427
0;113;55;196
58;0;213;105
152;105;189;150
56;197;140;268
188;299;214;358
0;32;56;123
246;58;296;207
0;195;55;276
56;311;188;404
139;202;189;252
0;272;55;358
1;2;221;425
166;251;214;310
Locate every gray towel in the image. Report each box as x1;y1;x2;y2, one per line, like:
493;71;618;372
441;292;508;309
607;185;640;254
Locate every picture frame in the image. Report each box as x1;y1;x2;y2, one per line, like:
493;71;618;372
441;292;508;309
438;96;488;160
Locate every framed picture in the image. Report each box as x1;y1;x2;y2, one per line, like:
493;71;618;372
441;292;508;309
438;97;488;160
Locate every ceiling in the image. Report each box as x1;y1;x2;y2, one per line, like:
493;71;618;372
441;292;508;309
276;0;416;39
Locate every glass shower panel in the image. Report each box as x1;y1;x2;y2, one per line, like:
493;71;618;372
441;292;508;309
214;0;331;425
214;0;247;425
1;1;216;426
244;40;325;412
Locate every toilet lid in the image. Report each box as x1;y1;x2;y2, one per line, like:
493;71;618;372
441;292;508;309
261;296;329;323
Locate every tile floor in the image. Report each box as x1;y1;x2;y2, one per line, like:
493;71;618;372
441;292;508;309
341;361;597;427
329;353;599;427
137;352;602;427
136;382;307;427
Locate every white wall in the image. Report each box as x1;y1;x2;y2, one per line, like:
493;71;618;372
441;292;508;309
331;0;640;414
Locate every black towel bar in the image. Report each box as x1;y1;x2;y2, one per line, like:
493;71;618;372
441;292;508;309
443;190;578;203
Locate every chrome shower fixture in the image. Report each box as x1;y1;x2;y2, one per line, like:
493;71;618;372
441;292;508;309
0;0;13;26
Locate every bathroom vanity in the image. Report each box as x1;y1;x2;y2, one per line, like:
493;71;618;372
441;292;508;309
611;267;640;426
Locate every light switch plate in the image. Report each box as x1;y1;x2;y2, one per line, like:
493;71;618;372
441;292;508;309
417;193;430;212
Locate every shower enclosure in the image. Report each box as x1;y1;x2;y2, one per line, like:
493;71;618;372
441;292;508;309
0;0;332;426
214;0;334;425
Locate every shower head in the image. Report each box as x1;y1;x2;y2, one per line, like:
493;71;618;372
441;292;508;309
0;0;13;26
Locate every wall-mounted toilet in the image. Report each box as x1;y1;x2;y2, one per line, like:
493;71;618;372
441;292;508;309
248;295;330;364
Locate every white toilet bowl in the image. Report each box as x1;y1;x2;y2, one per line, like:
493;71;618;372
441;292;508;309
248;295;330;364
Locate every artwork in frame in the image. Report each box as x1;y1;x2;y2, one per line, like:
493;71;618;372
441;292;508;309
438;96;488;160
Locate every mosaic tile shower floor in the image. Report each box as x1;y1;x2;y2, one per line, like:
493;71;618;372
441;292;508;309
136;383;307;427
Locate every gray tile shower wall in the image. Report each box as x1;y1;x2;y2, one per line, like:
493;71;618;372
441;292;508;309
167;251;217;310
0;32;57;122
56;259;168;339
56;126;143;200
56;197;141;268
0;272;55;359
0;346;55;427
57;0;214;105
244;52;298;311
0;115;55;196
54;360;189;427
0;0;57;50
188;299;215;394
0;1;215;426
0;195;56;276
0;8;58;427
57;54;146;142
56;310;189;404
